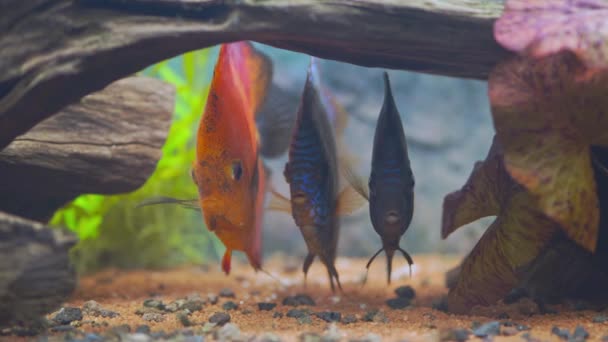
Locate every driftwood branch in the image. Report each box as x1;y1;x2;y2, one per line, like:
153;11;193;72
0;211;77;326
0;0;509;149
0;76;174;221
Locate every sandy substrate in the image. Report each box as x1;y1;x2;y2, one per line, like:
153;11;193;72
9;254;608;341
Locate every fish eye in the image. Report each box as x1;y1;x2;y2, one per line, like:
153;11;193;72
231;160;243;181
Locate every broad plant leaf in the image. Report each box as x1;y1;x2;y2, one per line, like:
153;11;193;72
489;53;608;252
494;0;608;69
444;138;559;314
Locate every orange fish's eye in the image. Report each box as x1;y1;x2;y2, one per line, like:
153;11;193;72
231;160;243;181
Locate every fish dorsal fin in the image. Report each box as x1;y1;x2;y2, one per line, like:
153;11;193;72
335;183;368;216
324;88;349;139
256;82;299;158
136;196;201;212
245;43;273;116
266;186;292;214
338;155;369;201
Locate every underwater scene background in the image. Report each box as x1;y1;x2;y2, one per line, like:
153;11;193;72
52;44;495;273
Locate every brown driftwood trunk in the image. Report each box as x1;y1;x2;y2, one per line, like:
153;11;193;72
0;212;77;326
0;0;509;150
0;76;174;221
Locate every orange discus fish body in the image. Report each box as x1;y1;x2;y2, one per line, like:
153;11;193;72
192;42;272;275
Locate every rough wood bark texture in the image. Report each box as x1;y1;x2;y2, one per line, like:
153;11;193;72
0;211;77;326
0;0;509;150
0;76;174;221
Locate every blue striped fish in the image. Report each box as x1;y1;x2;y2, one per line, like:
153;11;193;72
269;58;364;292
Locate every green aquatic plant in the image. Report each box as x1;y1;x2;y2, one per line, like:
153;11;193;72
51;48;224;273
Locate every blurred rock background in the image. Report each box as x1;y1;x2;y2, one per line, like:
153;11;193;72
257;44;495;260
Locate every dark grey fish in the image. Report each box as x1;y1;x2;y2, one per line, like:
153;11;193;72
344;72;415;284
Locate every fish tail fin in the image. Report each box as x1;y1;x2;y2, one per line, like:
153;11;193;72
327;263;343;294
386;249;395;285
221;250;232;275
365;247;384;271
302;253;315;288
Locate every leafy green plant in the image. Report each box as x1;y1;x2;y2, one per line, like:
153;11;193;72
51;48;224;273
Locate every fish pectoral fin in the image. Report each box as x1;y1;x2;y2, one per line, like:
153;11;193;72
338;155;369;201
265;186;292;214
256;82;299;159
335;184;368;216
136;196;201;212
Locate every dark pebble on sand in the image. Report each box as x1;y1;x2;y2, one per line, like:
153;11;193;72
208;293;219;304
209;312;231;326
287;309;307;318
258;302;277;311
299;332;321;342
50;325;75;332
386;297;410;309
440;328;469;342
136;325;151;334
219;288;236;298
573;326;590;341
341;314;357;324
84;333;104;342
273;312;284;318
222;301;239;311
53;307;83;325
298;314;313;325
314;311;341;322
432;296;448;312
594;315;608;323
473;321;500;338
517;324;531;331
363;310;388;323
551;326;570;340
394;286;416;300
177;311;193;327
82;300;119;318
143;299;165;311
283;294;315;306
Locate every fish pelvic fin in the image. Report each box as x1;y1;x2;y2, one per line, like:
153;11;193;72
335;184;367;216
222;249;232;275
136;196;200;212
266;185;292;214
338;155;369;202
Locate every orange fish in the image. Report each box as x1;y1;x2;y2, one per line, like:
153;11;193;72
141;42;295;275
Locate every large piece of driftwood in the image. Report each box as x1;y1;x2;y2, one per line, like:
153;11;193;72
0;76;174;221
0;0;509;150
0;211;77;326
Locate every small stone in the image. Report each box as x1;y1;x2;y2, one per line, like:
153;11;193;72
386;297;410;310
283;294;316;306
222;301;239;311
258;302;277;311
363;310;388;323
165;299;186;313
182;299;204;312
594;315;608;323
551;326;570;340
257;332;282;342
473;321;500;338
143;299;165;311
298;314;313;325
202;322;218;334
439;328;469;342
50;325;75;332
135;325;150;334
432;296;448;312
273;312;284;319
241;309;253;315
299;332;321;342
501;327;519;336
602;335;608;342
217;323;241;341
341;314;357;324
572;326;589;341
208;312;231;326
142;312;165;322
124;333;152;342
82;300;119;318
208;293;219;304
394;286;416;300
110;324;131;335
287;309;307;318
53;307;83;325
350;333;382;342
517;325;530;331
315;311;341;322
219;288;235;298
322;323;342;342
177;311;193;327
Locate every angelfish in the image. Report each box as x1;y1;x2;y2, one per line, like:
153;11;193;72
344;72;415;284
139;41;295;275
268;58;364;292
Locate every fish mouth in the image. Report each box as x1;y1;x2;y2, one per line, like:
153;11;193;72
385;211;400;224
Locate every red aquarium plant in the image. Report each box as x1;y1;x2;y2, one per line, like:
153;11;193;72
444;0;608;313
